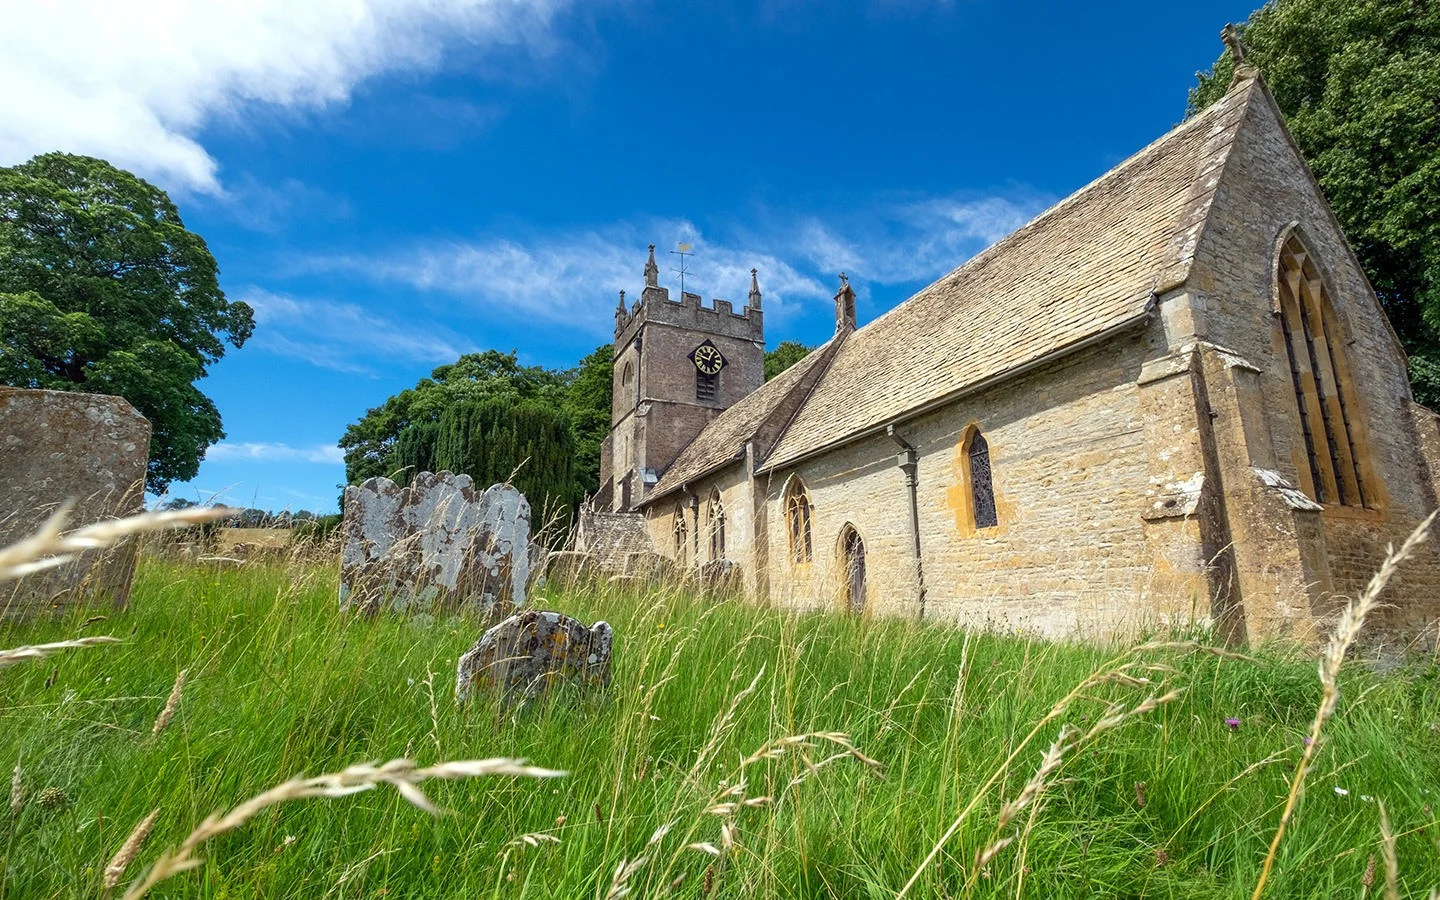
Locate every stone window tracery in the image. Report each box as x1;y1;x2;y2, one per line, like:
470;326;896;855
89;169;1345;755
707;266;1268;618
1276;235;1369;508
673;510;688;565
785;478;813;565
708;491;726;560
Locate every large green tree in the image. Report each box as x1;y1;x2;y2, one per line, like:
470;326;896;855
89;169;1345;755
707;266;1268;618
1190;0;1440;405
764;340;813;381
0;153;254;492
340;346;613;499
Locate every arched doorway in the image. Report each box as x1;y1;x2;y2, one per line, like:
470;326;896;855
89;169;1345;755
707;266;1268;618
839;525;866;615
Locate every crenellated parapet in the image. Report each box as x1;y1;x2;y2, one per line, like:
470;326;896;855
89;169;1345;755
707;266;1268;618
614;245;765;347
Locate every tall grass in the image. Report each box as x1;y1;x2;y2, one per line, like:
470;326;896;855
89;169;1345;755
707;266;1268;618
0;554;1438;897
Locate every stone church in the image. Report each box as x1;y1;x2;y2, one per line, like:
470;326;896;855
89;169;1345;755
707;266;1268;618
591;63;1440;642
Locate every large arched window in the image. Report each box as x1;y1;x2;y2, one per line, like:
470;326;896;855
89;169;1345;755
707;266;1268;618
963;427;998;530
673;509;688;565
1276;235;1368;508
708;490;726;560
784;477;813;565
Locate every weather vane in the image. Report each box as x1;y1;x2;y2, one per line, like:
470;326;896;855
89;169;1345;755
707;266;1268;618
670;242;694;298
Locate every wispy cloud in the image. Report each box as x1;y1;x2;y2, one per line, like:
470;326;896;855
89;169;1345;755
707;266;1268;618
205;442;345;465
241;288;475;374
0;0;576;193
302;191;1051;337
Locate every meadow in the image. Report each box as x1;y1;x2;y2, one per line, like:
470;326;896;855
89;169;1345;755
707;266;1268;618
2;550;1439;898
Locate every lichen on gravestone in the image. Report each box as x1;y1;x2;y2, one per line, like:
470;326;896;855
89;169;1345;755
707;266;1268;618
455;609;613;704
339;471;533;617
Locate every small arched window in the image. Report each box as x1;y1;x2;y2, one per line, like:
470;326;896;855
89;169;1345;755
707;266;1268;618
708;490;726;560
1276;234;1368;507
621;360;634;387
673;509;688;565
784;477;813;565
964;427;998;530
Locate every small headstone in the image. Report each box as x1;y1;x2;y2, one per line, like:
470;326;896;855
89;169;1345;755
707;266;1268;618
340;472;532;616
698;558;742;596
0;388;151;618
455;610;613;703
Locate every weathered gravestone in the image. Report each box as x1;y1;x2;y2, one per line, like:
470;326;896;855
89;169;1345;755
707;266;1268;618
0;388;151;617
455;610;613;703
340;471;532;616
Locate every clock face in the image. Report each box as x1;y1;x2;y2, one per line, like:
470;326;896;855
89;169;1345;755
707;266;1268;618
691;343;725;375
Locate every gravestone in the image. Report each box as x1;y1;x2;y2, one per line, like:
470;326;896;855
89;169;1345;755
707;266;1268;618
340;472;532;616
0;388;151;617
455;610;613;703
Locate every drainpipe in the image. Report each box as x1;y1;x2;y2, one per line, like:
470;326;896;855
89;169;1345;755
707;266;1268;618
887;425;927;620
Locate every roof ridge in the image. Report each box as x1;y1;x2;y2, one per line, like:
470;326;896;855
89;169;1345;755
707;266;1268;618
855;84;1256;336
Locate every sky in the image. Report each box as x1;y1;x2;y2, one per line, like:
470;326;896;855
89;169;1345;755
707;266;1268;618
1;0;1258;513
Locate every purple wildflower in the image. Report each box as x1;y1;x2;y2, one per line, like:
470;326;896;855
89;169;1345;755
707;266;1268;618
1225;717;1241;731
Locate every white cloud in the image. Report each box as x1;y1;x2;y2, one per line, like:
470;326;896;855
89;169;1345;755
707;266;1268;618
205;441;345;464
0;0;571;193
242;287;474;374
304;192;1050;337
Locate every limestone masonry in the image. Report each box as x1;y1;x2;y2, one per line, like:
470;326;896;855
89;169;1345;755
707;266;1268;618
593;67;1440;643
0;387;151;616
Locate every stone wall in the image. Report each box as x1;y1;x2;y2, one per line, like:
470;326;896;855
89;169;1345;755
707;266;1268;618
0;387;151;617
1185;88;1440;632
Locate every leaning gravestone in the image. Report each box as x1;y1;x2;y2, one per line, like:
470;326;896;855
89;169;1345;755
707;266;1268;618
455;610;613;703
0;388;151;617
340;471;532;616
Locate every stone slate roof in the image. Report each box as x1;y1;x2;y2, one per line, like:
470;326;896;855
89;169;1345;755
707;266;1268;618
576;507;653;560
759;80;1257;471
647;335;845;503
637;76;1260;496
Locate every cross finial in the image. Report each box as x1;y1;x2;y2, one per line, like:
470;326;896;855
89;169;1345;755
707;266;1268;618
839;272;849;287
644;244;659;287
748;268;762;311
617;289;626;311
1221;24;1247;65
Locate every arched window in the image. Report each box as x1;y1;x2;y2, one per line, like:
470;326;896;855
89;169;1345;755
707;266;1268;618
673;510;688;565
964;427;998;530
708;490;726;560
1276;235;1368;507
697;369;718;402
839;524;866;615
621;360;634;387
784;477;813;565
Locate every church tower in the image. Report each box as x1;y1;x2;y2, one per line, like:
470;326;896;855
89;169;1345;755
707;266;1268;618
599;245;765;511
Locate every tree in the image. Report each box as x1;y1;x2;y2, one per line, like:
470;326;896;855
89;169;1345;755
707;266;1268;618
1190;0;1440;405
0;152;253;492
340;346;614;504
765;340;813;381
338;349;569;484
561;345;614;497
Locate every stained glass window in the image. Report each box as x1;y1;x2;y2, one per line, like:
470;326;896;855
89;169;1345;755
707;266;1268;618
968;432;998;529
785;480;813;565
673;513;688;564
708;492;726;560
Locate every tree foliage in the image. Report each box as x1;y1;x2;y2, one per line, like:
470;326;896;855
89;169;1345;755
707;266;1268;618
0;153;253;492
340;347;613;522
1191;0;1440;405
765;340;813;381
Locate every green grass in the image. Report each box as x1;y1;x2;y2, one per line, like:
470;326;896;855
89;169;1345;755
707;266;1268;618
1;557;1439;898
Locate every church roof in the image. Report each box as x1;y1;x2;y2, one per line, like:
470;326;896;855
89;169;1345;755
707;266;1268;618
647;334;845;503
639;75;1262;498
759;79;1258;471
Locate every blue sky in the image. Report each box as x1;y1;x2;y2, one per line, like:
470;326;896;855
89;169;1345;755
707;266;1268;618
3;0;1256;512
